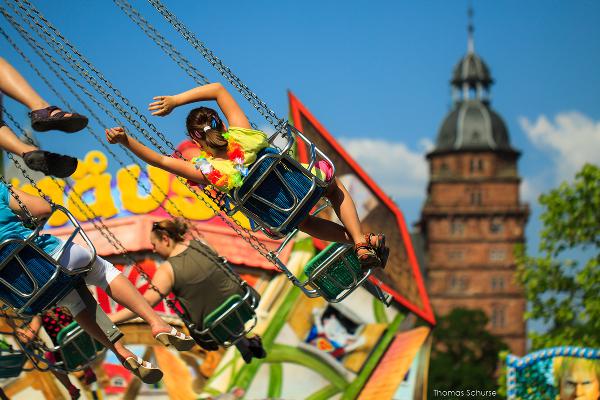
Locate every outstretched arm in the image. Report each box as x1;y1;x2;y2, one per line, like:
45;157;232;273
106;127;209;186
149;83;251;129
110;263;175;324
8;187;53;219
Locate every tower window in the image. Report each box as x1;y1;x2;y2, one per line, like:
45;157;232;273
470;159;484;173
491;276;505;291
491;305;506;329
450;275;469;291
450;220;465;236
447;250;464;261
490;249;506;261
490;218;503;234
470;190;482;205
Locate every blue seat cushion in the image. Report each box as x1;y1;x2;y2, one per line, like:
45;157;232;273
0;241;79;315
236;147;325;234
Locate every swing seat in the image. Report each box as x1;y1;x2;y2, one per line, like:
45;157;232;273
0;205;95;316
0;240;81;316
56;322;104;371
0;349;27;378
196;283;259;347
225;125;333;239
303;243;370;302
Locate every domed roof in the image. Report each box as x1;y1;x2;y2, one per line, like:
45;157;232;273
434;100;515;153
451;52;493;87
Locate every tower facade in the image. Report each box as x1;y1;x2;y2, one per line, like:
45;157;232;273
420;20;529;355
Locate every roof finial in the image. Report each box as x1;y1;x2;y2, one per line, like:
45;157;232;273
467;3;475;54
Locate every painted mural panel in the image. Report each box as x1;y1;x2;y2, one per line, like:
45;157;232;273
506;347;600;400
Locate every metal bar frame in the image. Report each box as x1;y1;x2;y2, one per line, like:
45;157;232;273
267;202;372;302
0;205;96;316
224;124;335;239
53;324;106;372
193;282;259;348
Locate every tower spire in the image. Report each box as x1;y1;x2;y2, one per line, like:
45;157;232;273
467;5;475;54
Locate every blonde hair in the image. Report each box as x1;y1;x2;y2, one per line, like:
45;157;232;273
553;356;600;386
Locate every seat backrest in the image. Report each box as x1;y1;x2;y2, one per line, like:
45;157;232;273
0;240;80;315
203;294;255;344
303;243;365;301
56;321;104;371
234;147;325;236
0;350;27;378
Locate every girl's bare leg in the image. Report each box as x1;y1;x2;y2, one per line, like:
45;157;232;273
298;215;352;244
298;178;366;244
0;125;37;156
73;306;135;362
0;57;48;110
103;274;173;337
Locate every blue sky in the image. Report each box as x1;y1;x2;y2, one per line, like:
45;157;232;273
1;2;599;281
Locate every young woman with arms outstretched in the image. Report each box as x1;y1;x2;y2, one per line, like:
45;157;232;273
106;83;388;269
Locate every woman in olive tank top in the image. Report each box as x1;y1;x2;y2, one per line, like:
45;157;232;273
110;218;265;363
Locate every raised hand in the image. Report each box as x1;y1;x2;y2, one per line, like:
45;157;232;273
105;127;129;145
148;95;177;116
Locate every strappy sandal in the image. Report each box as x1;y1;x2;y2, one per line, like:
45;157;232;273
30;106;88;133
22;150;78;178
366;233;389;269
354;242;380;270
123;356;163;384
155;327;196;351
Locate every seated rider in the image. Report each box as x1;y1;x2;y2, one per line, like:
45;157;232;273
105;82;389;269
110;218;266;364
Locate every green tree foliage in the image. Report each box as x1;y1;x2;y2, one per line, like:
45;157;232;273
516;163;600;349
428;308;508;399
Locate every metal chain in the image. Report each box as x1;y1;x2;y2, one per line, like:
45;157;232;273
2;3;221;252
0;174;37;227
112;0;210;86
0;308;49;355
2;7;247;292
0;22;207;242
112;0;258;130
1;108;175;308
8;0;277;266
146;0;287;133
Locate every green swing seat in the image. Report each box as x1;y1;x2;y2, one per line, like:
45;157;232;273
303;243;367;302
202;293;256;345
56;322;104;371
0;347;27;379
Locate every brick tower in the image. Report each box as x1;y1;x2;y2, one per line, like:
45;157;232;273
419;14;529;355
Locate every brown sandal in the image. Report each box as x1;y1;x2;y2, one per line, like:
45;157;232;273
366;233;389;269
30;106;88;133
354;243;380;269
